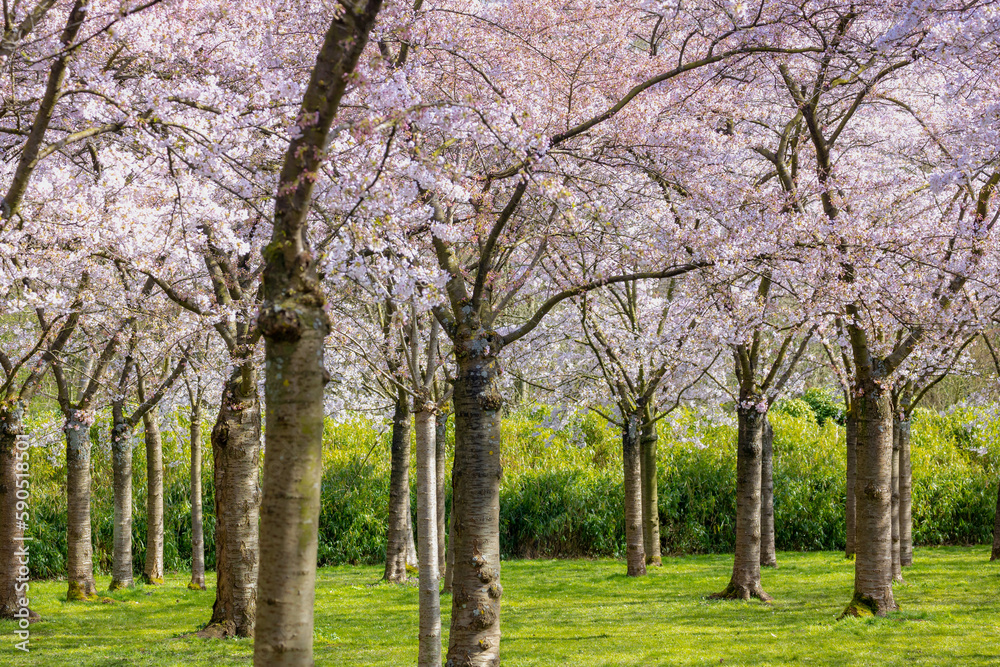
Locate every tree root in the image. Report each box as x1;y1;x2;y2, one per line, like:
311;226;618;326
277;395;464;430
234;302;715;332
709;580;773;602
839;591;898;619
196;621;237;639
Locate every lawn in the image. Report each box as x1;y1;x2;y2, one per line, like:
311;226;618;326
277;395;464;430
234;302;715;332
2;547;998;665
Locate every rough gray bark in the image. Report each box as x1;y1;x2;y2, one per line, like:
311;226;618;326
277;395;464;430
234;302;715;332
623;412;646;577
444;505;455;593
189;391;206;590
108;347;185;591
640;416;660;567
436;409;448;578
760;416;776;568
446;337;504;667
415;410;441;667
201;365;261;638
255;319;326;662
142;406;165;585
253;4;380;662
842;379;896;617
44;296;120;602
891;416;902;583
110;410;134;590
845;405;857;560
385;390;412;583
711;406;770;601
898;414;912;567
1;335;54;620
0;401;37;618
66;409;97;600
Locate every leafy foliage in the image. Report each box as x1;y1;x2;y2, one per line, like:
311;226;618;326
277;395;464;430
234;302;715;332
802;387;847;426
22;405;1000;577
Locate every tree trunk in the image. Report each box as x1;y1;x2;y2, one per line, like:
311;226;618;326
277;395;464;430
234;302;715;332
712;406;770;601
0;401;37;619
444;407;456;593
252;5;378;660
444;508;455;593
110;412;134;590
385;390;412;583
640;417;661;567
201;365;261;638
143;409;164;585
255;304;328;665
898;415;912;567
436;410;448;579
760;416;776;568
446;340;503;667
891;416;902;583
845;405;857;559
415;410;441;667
622;412;646;577
189;398;206;591
842;379;896;617
65;409;97;601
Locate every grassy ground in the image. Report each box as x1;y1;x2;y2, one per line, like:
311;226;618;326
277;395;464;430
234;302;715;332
1;546;998;665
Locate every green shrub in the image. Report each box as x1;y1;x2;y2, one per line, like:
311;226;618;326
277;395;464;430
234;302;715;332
501;469;624;558
802;387;846;426
20;399;1000;577
772;397;815;421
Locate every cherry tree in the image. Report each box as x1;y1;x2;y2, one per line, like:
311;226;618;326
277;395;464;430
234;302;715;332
771;0;1000;616
0;274;76;619
254;1;383;664
333;2;831;661
565;277;717;576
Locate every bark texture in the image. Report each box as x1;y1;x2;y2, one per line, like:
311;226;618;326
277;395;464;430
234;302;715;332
436;410;449;579
385;390;412;583
108;350;185;591
760;416;776;568
110;414;133;590
640;417;661;567
143;409;165;585
189;398;206;591
444;509;455;593
891;417;902;583
253;4;378;661
255;310;327;664
446;335;504;667
845;406;857;559
842;380;896;617
65;410;97;601
202;366;261;638
711;407;770;601
0;402;37;618
622;412;646;577
898;415;912;567
415;410;441;667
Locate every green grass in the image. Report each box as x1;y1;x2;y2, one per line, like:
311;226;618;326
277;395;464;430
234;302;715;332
2;547;999;665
